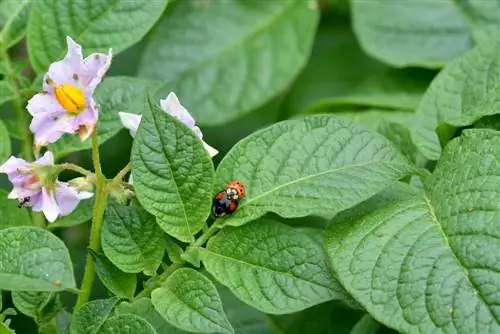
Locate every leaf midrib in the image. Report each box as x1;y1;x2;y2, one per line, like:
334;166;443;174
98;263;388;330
238;160;408;210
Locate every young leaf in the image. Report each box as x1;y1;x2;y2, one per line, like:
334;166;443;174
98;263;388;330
89;250;137;300
11;291;53;318
98;314;156;334
412;40;500;160
326;129;500;333
0;227;75;291
151;268;234;334
200;219;352;314
49;199;93;229
0;0;30;49
49;77;161;159
215;115;414;227
70;297;120;334
350;0;472;68
141;0;319;125
131;96;215;243
165;235;183;264
284;24;429;116
116;298;187;334
27;0;168;73
101;201;164;275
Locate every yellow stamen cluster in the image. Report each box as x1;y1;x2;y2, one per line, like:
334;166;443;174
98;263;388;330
53;84;86;114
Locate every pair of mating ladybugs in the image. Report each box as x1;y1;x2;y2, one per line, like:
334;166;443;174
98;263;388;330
212;181;245;218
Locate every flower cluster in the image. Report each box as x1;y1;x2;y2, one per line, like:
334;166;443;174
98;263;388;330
1;36;218;223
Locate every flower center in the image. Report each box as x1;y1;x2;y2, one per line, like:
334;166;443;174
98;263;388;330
54;84;86;114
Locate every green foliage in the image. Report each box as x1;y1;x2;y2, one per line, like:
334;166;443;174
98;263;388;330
0;227;75;291
70;297;120;334
0;189;31;229
101;201;164;275
151;268;234;334
0;0;30;49
98;314;157;334
143;0;319;125
27;0;168;73
131;96;215;242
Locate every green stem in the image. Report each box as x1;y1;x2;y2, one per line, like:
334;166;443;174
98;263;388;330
192;223;219;247
74;132;108;310
135;262;184;299
113;162;131;182
57;163;94;177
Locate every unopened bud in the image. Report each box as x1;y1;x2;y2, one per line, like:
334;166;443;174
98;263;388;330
68;176;94;192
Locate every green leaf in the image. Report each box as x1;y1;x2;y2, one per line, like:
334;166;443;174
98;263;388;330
141;0;319;125
329;109;415;131
98;314;156;334
151;268;234;334
116;298;188;334
412;40;500;159
49;77;161;159
215;115;414;227
0;81;17;106
0;0;30;49
165;235;183;264
284;24;430;116
89;250;137;300
350;315;381;334
377;121;418;164
49;199;93;229
201;219;352;314
11;291;53;318
27;0;168;73
350;0;472;67
101;201;164;275
325;129;500;333
0;121;10;166
131;95;215;242
70;297;119;334
0;226;75;291
2;119;22;140
455;0;500;42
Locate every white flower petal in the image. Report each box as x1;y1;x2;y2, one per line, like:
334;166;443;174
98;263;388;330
202;140;219;158
40;188;60;222
7;188;19;199
118;112;142;137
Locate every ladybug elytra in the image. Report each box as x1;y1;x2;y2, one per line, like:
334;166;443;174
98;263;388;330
225;181;245;201
211;181;245;218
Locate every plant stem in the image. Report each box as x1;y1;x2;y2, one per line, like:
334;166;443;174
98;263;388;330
74;132;108;310
113;162;131;182
192;223;220;247
57;163;94;177
135;262;184;299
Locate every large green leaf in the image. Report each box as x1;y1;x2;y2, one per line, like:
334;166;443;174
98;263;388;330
326;129;500;332
350;0;472;68
89;250;137;299
48;77;161;159
116;298;187;334
101;201;164;276
214;115;414;227
70;297;119;334
284;24;430;116
0;0;30;49
201;219;352;314
412;41;500;159
455;0;500;42
140;0;319;125
0;227;75;291
131;96;215;242
27;0;168;73
98;314;156;334
151;268;234;334
0;121;10;168
326;109;414;131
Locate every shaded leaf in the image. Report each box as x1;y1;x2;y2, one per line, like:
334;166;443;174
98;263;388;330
0;0;30;49
70;297;119;334
49;199;93;229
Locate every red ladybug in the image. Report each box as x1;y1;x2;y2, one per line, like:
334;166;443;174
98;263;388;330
225;181;245;201
212;191;238;218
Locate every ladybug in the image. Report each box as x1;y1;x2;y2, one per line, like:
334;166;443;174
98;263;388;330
212;191;238;218
18;196;32;208
225;181;245;201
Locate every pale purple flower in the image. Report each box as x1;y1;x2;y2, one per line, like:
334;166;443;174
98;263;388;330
118;92;218;157
27;36;112;146
0;151;93;222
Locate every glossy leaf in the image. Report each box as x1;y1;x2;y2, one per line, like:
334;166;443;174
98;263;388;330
0;0;30;49
201;219;352;314
49;77;161;159
89;250;137;299
98;314;156;334
412;40;500;159
141;0;319;125
27;0;168;73
101;201;164;275
350;0;472;68
131;96;215;242
215;115;414;227
284;24;429;116
70;297;119;334
326;129;500;332
0;227;75;291
151;268;234;334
